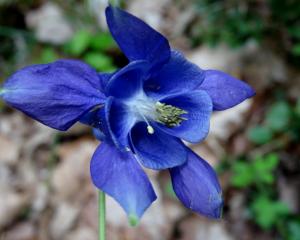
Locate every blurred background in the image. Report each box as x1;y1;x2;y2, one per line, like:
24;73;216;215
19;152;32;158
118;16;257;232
0;0;299;239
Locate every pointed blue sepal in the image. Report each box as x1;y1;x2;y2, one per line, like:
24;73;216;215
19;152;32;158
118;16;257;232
105;6;170;72
90;142;157;220
170;148;223;218
199;70;255;111
2;60;105;130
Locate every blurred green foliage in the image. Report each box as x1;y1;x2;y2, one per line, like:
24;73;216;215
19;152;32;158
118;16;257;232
228;153;292;232
39;47;59;64
0;1;119;83
84;52;115;72
64;30;92;56
251;196;290;229
248;99;300;144
266;101;292;132
193;0;300;63
89;32;117;51
64;30;117;72
295;99;300;116
247;126;273;145
287;218;300;240
225;96;300;238
194;0;264;47
231;154;278;188
0;28;117;82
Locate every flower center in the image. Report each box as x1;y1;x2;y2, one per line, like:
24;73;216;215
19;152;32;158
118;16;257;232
126;92;188;134
155;102;187;127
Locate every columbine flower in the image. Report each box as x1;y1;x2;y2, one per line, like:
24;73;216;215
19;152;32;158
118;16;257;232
0;6;255;224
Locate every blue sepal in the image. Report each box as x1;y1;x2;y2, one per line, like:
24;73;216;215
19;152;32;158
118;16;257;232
106;6;170;72
1;60;105;131
199;70;255;111
90;142;157;220
170;148;223;218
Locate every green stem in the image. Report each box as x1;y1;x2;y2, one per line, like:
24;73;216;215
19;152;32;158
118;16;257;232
99;191;106;240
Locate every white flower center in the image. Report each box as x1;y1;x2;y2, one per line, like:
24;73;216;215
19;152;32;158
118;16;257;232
125;91;188;134
125;92;157;134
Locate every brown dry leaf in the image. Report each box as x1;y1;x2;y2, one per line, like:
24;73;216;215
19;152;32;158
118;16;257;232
4;222;38;240
0;187;30;229
51;139;98;201
0;135;20;166
177;216;233;240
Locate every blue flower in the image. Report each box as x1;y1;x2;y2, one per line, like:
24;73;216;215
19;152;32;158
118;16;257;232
0;6;255;223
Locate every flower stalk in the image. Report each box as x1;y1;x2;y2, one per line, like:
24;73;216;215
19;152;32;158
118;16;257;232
99;190;106;240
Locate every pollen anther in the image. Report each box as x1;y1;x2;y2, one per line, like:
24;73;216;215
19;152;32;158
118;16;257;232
155;102;188;127
147;125;154;134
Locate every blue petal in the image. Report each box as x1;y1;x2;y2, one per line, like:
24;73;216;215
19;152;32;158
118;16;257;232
85;97;135;150
130;122;187;170
81;100;135;152
99;72;114;93
105;60;149;99
199;70;255;111
170;148;223;218
157;90;212;143
104;97;136;150
144;50;205;99
105;6;170;71
90;142;157;220
1;60;105;131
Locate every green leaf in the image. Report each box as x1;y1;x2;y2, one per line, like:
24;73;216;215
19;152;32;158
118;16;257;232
253;154;279;172
288;26;300;39
39;47;58;63
287;219;300;240
83;52;116;72
266;101;291;132
230;161;254;187
231;154;279;188
248;126;273;144
295;98;300;117
64;30;91;56
251;196;290;229
253;154;279;185
90;32;116;51
292;43;300;56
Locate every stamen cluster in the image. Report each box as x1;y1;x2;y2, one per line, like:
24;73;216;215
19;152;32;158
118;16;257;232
155;102;187;127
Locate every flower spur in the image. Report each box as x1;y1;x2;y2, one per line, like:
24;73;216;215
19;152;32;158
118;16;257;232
0;5;255;224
